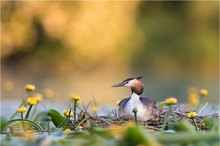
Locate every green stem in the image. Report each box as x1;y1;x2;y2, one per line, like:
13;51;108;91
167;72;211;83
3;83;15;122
21;113;25;132
161;106;173;130
57;117;68;128
132;107;138;126
10;93;30;119
169;105;177;121
68;112;71;125
169;106;172;113
31;105;38;119
161;116;168;130
192;118;198;131
200;95;205;104
74;100;77;121
25;105;33;119
48;121;51;135
134;112;138;126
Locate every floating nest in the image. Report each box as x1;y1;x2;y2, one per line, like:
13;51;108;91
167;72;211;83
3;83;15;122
76;106;219;132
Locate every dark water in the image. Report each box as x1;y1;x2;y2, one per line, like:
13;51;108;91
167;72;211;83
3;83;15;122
1;99;219;119
0;99;116;119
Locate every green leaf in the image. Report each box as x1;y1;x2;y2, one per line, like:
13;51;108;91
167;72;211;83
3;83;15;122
33;111;47;122
204;118;220;131
156;132;219;144
119;125;162;146
89;127;113;138
158;101;165;110
0;116;9;133
47;109;68;128
3;119;43;133
172;120;195;132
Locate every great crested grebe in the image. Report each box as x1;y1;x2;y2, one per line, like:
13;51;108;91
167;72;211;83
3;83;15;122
112;76;158;121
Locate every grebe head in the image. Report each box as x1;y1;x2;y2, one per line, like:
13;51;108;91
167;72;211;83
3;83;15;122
112;76;144;95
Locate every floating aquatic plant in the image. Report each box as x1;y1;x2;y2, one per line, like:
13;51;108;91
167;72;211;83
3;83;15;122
1;85;219;146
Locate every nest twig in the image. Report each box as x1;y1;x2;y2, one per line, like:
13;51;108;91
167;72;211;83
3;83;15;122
76;105;219;131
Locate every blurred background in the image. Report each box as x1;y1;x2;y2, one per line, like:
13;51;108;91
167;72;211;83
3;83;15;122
1;1;219;105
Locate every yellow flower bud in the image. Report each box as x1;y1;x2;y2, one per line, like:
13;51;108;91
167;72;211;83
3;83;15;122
187;112;197;119
71;95;81;101
17;106;26;113
34;93;43;102
115;100;121;106
63;129;72;136
63;109;67;115
44;89;55;99
164;97;177;105
188;93;200;106
201;122;206;128
4;81;14;91
91;106;98;113
132;107;138;113
200;120;206;127
25;84;36;92
69;111;74;117
27;97;38;105
200;89;208;96
63;110;73;117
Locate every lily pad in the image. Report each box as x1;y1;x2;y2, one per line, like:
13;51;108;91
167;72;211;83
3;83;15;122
3;119;43;134
47;109;68;128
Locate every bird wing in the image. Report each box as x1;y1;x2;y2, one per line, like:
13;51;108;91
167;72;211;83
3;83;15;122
139;96;157;109
118;97;131;111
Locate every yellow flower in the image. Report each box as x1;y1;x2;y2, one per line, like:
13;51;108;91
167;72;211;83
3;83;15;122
22;131;36;140
115;100;121;106
188;93;200;106
187;88;200;106
44;89;55;99
63;129;72;136
4;81;14;91
63;109;68;115
200;89;208;96
164;97;177;105
201;122;206;128
27;97;38;105
200;120;206;127
25;84;36;92
63;110;73;117
91;106;98;113
17;106;26;113
187;112;197;119
34;93;43;102
76;100;80;105
71;95;81;101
